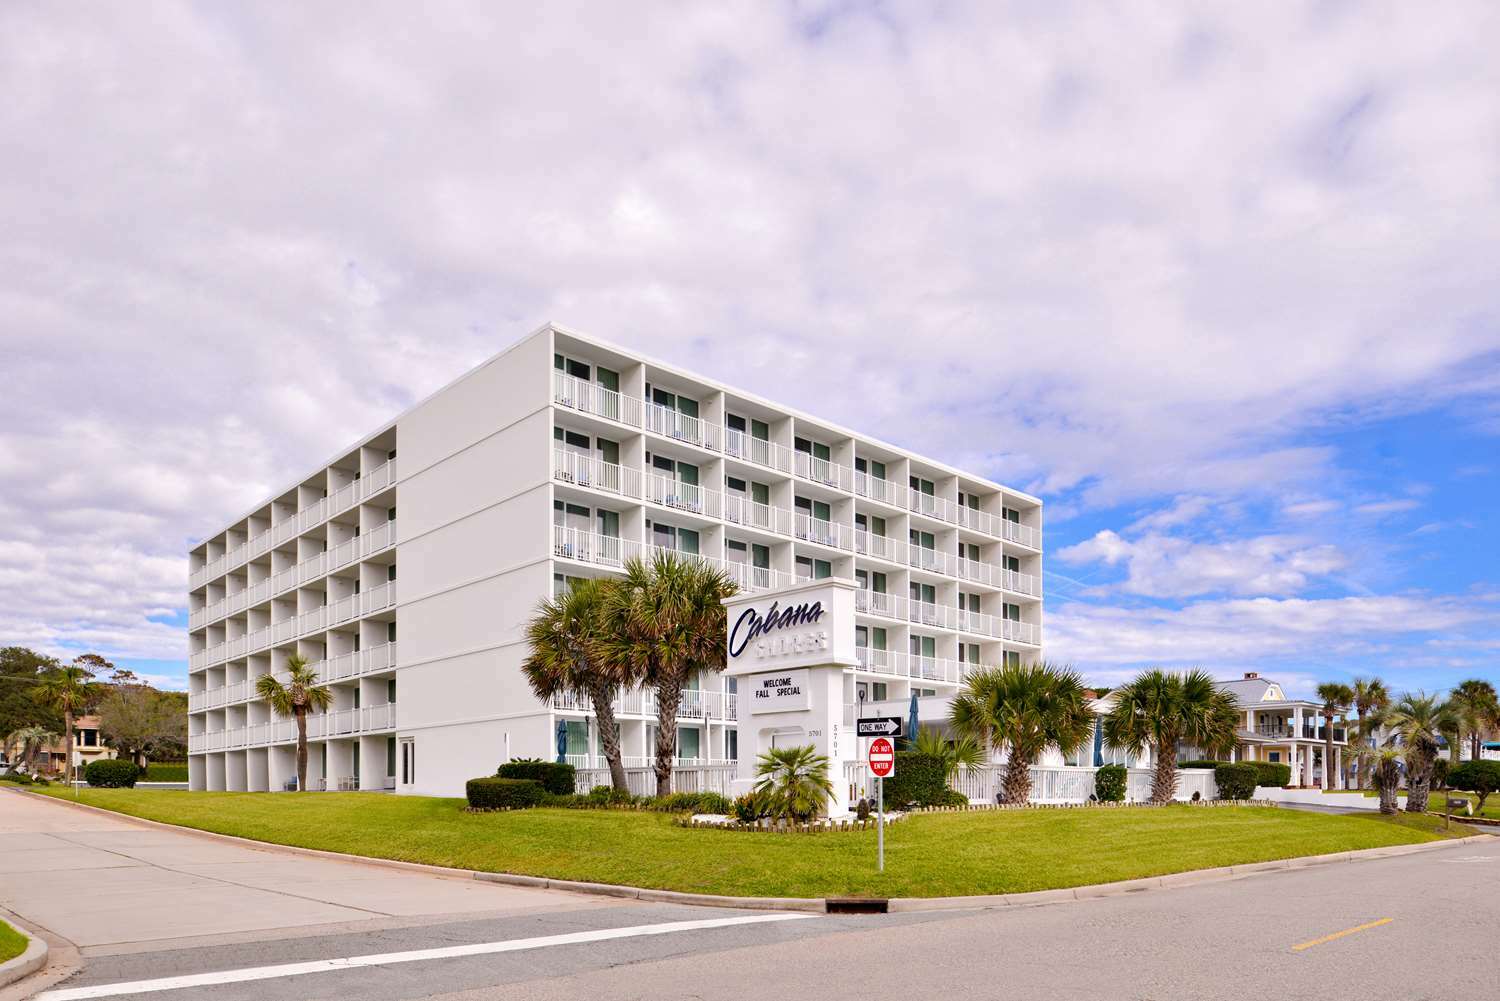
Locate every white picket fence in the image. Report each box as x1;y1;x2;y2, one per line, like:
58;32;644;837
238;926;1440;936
844;763;1217;805
573;764;737;797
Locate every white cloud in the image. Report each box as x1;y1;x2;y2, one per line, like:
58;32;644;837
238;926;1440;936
1056;530;1348;598
1354;499;1422;515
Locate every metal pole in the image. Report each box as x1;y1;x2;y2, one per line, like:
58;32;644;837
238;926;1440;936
877;775;884;872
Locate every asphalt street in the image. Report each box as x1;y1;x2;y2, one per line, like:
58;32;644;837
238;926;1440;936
5;792;1497;1001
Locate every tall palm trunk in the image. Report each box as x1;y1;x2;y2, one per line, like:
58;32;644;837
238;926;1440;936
1473;730;1482;763
64;709;74;784
587;681;629;792
1323;712;1335;790
1000;750;1033;805
295;706;309;792
1405;757;1430;813
653;681;682;798
1150;739;1179;805
1354;710;1365;789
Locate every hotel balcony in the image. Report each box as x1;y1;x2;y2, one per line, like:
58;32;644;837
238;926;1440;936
188;702;396;754
189;457;397;591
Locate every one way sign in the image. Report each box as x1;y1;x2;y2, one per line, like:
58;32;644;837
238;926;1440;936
856;716;903;738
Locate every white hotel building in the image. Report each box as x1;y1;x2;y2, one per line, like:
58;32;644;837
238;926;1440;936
186;324;1043;796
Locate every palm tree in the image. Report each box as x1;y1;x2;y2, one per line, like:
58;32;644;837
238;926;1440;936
1102;668;1240;805
6;725;59;774
949;663;1094;805
1350;677;1390;789
912;728;985;785
1378;692;1455;814
754;744;834;821
255;654;332;792
1369;746;1404;815
1447;679;1499;763
1315;682;1354;790
598;552;736;797
522;577;632;791
31;661;106;786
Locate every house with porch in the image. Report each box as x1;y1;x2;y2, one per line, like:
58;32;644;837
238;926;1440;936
1216;673;1350;788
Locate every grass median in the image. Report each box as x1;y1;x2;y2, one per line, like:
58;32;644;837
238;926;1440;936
32;788;1464;899
0;918;27;964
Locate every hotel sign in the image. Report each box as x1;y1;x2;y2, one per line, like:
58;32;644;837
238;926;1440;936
723;580;857;675
748;668;811;714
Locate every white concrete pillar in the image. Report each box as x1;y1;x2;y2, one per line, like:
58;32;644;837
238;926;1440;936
1335;745;1344;790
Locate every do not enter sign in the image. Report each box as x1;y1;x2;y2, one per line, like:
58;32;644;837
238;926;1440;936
869;736;895;777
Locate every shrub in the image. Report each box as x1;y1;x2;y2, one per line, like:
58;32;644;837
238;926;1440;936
1;770;33;785
926;788;970;808
1178;760;1227;770
733;792;766;823
466;776;546;810
855;797;870;821
1250;761;1292;789
1094;764;1127;803
85;759;140;788
587;784;635;806
1213;762;1260;800
497;758;575;796
651;791;733;814
143;763;189;783
881;751;948;809
1447;760;1500;812
1430;757;1451;790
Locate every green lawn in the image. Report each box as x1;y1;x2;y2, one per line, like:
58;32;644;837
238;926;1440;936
0;918;27;964
32;788;1473;898
1344;788;1500;820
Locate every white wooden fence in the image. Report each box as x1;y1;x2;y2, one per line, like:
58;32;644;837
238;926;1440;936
574;764;736;797
844;762;1218;805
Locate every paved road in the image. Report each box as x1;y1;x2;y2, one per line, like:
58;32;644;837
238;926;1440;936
5;791;1496;1001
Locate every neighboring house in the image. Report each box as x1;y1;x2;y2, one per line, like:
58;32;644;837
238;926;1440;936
1208;673;1350;788
3;716;116;775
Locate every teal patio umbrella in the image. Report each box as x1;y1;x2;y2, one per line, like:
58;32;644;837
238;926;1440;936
555;719;568;764
906;691;919;750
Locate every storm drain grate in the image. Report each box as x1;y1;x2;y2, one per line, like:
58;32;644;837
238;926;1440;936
825;898;889;914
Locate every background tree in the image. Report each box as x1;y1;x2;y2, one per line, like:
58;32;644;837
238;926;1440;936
950;662;1094;805
1447;679;1499;763
1447;760;1500;814
522;577;632;791
1378;692;1455;814
30;658;106;785
1316;681;1354;790
1351;676;1390;789
0;647;65;738
256;654;332;791
1102;668;1240;805
97;683;188;768
600;552;735;797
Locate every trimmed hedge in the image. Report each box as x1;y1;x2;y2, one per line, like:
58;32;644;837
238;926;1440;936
85;759;141;788
881;751;947;808
1250;761;1291;788
466;777;546;810
497;758;575;796
1214;762;1260;800
143;763;189;782
1094;763;1127;802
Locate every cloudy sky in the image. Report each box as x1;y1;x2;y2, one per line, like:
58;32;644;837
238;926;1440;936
3;2;1497;698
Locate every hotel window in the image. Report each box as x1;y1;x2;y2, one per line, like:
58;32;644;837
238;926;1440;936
726;729;738;761
1003;650;1021;668
959;592;980;614
400;738;415;784
958;491;980;511
909;528;935;552
872;682;888;701
1003;554;1020;573
794;436;830;462
855;456;886;480
910;581;935;606
650;522;699;555
554;354;591;382
1002;506;1021;524
909;634;936;661
916;687;937;698
1003;602;1021;621
910;475;935;496
959;541;980;562
795;555;831;580
958;642;979;664
678;727;701;761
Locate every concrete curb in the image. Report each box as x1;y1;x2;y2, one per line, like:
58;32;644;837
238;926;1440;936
0;922;48;992
14;790;1492;917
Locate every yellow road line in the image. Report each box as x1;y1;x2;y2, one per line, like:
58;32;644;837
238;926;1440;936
1292;917;1394;952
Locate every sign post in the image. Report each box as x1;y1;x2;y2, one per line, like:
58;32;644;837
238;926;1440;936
868;736;895;871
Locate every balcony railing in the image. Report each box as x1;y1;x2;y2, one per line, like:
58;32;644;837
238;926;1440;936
853;649;961;684
188;702;397;754
553;371;643;427
723;494;793;535
553;526;641;568
723;561;796;595
906;487;956;523
645;473;722;519
853;472;899;506
190;643;398;712
854;531;903;563
794;513;852;550
794;451;853;491
645;402;719;451
550;687;738;722
723;429;793;472
553;449;642;499
908;546;954;575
